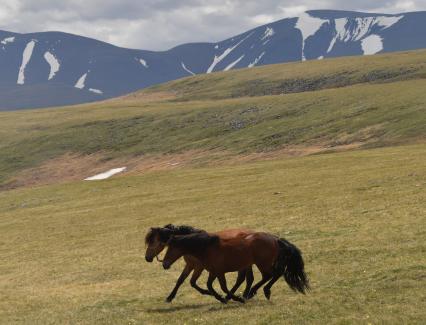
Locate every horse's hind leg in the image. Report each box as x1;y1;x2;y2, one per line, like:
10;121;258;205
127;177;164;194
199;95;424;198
243;267;254;299
247;272;273;299
190;267;211;296
166;263;192;302
263;273;281;300
207;273;227;304
217;274;245;303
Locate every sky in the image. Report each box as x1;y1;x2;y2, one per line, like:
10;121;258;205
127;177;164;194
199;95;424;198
1;0;425;50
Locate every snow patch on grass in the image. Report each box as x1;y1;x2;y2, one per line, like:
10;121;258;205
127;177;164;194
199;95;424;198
85;167;126;180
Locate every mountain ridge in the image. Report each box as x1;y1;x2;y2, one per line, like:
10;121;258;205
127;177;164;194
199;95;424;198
1;9;426;110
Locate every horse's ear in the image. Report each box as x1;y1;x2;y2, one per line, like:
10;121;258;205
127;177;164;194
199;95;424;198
159;228;173;242
145;227;157;244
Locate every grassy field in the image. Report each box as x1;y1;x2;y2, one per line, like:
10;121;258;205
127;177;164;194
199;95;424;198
0;50;425;323
0;144;425;324
1;50;426;187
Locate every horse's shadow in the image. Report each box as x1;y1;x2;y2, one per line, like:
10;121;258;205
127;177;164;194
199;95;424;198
146;300;271;313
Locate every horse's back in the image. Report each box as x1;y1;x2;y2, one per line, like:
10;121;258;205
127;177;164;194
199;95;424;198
213;228;254;239
244;232;279;271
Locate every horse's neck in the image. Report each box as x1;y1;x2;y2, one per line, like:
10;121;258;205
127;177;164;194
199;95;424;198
183;247;209;264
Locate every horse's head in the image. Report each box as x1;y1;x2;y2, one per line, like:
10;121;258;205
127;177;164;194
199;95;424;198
162;236;186;270
144;227;173;262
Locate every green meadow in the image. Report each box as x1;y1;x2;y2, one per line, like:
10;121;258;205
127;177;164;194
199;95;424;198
0;51;425;324
0;145;425;324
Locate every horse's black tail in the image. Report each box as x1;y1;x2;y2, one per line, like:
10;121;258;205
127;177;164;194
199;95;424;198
274;238;310;294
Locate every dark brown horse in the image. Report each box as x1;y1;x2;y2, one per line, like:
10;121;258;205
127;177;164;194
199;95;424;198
162;231;309;303
145;225;254;302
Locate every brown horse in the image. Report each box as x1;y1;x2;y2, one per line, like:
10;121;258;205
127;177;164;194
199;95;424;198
145;224;254;302
162;231;309;303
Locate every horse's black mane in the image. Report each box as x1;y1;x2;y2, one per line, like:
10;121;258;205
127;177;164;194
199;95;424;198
169;232;219;253
164;224;203;235
145;224;204;244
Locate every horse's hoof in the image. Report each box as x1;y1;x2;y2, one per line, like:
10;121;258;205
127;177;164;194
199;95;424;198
236;297;245;304
231;295;245;303
263;288;271;300
165;297;173;303
246;290;256;300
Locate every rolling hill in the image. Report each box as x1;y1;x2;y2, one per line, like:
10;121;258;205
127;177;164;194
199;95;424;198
0;50;425;189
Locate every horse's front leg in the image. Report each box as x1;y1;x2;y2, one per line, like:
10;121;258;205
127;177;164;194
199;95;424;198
190;267;211;296
217;274;245;303
207;273;227;304
166;263;192;302
227;270;248;301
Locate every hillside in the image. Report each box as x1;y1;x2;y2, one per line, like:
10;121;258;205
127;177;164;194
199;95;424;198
0;50;425;189
1;10;426;110
0;144;425;323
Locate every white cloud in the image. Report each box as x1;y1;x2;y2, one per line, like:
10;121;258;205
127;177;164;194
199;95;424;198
0;0;425;50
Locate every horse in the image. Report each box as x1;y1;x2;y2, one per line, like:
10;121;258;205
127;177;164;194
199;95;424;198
145;224;255;302
162;231;309;303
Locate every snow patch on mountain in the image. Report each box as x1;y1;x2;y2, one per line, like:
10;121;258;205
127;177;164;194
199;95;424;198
207;32;253;73
224;55;245;71
361;35;384;55
296;12;328;61
248;52;266;68
17;40;36;85
327;15;404;53
1;36;15;45
75;72;88;89
376;16;404;28
261;27;275;40
89;88;103;94
139;58;148;68
181;62;195;76
43;51;60;80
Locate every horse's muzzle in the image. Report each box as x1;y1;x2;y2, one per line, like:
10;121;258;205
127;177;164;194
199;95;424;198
162;261;171;270
145;255;154;263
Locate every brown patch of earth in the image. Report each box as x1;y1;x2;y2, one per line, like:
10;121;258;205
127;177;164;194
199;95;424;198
2;142;365;191
111;90;178;103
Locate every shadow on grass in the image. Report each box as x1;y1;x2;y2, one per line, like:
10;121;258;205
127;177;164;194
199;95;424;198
146;300;271;313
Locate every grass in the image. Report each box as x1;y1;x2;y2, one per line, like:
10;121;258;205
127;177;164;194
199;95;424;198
144;49;426;100
0;50;425;323
1;50;426;186
0;144;425;324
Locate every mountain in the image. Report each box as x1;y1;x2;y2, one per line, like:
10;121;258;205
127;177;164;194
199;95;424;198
1;10;426;111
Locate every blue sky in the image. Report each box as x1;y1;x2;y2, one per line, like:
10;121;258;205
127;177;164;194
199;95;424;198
1;0;425;50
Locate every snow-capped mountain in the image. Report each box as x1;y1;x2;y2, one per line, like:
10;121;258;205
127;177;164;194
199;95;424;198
1;10;426;110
